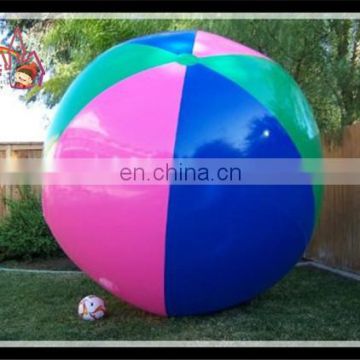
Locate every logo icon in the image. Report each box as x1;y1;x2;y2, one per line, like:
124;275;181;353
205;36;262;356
0;27;45;90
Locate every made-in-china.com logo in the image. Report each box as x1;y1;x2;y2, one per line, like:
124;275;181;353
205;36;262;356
0;27;45;90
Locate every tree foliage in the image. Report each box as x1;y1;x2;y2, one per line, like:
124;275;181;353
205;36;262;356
6;19;360;138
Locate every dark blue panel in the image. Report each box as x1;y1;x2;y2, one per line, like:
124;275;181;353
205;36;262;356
165;64;315;316
128;31;196;55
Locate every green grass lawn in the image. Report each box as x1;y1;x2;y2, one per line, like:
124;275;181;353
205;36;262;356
1;266;360;341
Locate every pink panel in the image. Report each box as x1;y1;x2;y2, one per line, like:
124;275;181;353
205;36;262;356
43;63;186;316
193;30;269;59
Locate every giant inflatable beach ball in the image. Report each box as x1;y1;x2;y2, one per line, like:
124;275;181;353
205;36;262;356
43;30;322;316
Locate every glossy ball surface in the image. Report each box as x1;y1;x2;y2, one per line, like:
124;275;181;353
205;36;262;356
43;30;322;316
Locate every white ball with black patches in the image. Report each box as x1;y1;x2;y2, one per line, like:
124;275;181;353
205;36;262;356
78;295;106;321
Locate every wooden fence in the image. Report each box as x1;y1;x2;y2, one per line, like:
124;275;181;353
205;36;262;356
1;129;360;273
0;142;43;218
305;123;360;273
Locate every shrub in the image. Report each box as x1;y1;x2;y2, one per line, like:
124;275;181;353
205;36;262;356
0;186;63;261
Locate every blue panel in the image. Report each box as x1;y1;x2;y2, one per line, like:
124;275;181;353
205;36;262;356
128;31;196;55
165;64;315;316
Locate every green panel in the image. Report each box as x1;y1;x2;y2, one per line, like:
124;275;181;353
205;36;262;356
199;55;323;223
45;43;179;149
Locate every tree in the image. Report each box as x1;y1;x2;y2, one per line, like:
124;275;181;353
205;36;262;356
5;18;360;138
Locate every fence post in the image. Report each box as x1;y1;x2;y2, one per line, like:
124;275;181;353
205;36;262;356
4;144;12;213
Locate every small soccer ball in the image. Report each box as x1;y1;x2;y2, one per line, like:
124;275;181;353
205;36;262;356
78;295;106;321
